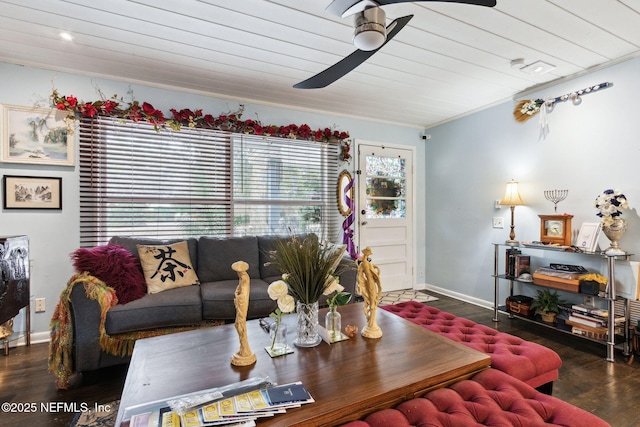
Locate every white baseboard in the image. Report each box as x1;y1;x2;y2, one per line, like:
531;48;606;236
423;283;494;311
4;331;50;349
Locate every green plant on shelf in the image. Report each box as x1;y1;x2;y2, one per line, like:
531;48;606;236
531;289;565;322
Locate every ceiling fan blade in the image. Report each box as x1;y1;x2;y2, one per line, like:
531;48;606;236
326;0;495;17
377;0;496;7
293;15;413;89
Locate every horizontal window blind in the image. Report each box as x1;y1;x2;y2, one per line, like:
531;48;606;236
232;135;340;239
79;117;340;247
79;117;232;247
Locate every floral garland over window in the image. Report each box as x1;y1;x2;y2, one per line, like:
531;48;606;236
50;89;353;162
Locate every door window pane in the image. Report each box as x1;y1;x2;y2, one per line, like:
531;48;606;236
365;155;406;219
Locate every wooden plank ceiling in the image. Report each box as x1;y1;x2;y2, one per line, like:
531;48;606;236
0;0;638;129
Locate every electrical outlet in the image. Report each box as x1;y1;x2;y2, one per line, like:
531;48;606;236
492;217;504;228
35;298;46;313
584;295;594;306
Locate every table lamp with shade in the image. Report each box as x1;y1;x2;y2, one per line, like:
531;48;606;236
501;180;525;245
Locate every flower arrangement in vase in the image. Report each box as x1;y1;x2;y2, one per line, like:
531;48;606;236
323;278;352;341
265;280;295;356
268;234;345;347
595;189;629;255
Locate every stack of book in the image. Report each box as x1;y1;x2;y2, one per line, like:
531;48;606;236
565;304;624;340
127;382;314;427
505;248;530;279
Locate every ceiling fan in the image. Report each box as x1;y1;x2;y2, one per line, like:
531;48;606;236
293;0;496;89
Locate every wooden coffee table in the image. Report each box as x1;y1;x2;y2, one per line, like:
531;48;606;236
116;302;490;427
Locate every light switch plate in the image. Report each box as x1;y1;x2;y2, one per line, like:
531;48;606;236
492;217;504;228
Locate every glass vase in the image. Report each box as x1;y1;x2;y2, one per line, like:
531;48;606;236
325;306;342;341
294;301;321;347
269;321;288;356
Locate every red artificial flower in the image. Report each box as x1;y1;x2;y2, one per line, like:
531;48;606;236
298;124;311;138
288;124;299;135
228;114;237;122
142;102;165;125
253;124;264;135
79;103;98;117
266;125;278;135
65;96;78;108
56;103;66;111
279;126;290;136
128;104;143;122
102;100;117;113
142;102;157;115
323;128;332;138
218;115;227;123
314;129;323;141
203;114;214;124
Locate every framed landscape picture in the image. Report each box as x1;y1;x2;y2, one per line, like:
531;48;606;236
2;175;62;210
0;104;74;166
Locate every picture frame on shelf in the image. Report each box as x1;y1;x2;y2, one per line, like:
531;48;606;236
1;104;74;166
576;222;601;253
2;175;62;210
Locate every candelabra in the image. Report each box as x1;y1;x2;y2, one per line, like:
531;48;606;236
544;189;568;213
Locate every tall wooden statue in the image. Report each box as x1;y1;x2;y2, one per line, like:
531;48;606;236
230;261;257;366
356;247;383;338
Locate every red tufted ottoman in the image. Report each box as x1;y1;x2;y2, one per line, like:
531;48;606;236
339;368;610;427
382;301;561;391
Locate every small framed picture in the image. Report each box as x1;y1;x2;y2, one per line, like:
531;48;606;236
2;175;62;210
1;104;74;166
576;222;601;253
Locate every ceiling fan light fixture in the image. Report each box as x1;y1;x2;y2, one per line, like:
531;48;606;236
353;7;387;51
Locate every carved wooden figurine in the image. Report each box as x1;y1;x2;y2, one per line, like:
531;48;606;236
356;247;383;338
230;261;257;366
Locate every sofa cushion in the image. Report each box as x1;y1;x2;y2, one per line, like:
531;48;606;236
198;236;260;282
105;285;203;334
109;236;199;271
70;243;147;304
137;241;200;294
200;279;276;320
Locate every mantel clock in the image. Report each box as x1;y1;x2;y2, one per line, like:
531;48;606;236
538;214;573;246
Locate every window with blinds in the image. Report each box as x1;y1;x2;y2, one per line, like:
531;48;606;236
78;116;340;247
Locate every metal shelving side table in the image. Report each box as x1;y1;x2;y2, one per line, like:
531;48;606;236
492;243;630;363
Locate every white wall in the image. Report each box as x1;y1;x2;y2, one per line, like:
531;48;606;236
0;62;425;341
424;56;640;306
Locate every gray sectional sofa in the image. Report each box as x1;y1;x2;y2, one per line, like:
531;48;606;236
67;234;358;375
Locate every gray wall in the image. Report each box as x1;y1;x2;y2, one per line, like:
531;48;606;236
0;62;424;340
424;55;640;306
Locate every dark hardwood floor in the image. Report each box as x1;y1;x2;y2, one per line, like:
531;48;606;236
1;291;638;427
